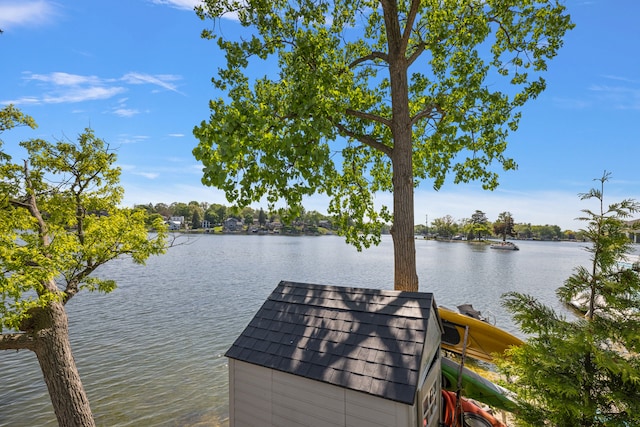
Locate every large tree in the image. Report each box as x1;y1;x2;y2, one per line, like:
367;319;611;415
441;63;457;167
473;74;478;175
0;107;168;426
431;215;458;240
499;172;640;426
494;211;515;241
193;0;573;291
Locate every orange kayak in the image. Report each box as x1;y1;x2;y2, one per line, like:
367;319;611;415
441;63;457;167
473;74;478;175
441;390;507;427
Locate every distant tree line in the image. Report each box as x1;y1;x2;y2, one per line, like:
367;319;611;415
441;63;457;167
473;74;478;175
132;202;335;231
416;210;583;241
133;202;585;240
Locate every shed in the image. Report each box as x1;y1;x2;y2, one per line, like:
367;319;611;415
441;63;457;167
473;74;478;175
225;281;443;426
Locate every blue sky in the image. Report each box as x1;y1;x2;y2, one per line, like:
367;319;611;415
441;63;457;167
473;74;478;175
1;0;638;231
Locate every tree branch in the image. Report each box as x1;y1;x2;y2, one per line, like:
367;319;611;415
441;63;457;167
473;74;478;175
411;104;446;126
334;122;393;157
402;0;421;48
0;332;37;351
19;160;51;248
488;15;514;50
348;51;388;69
345;108;392;128
406;42;425;67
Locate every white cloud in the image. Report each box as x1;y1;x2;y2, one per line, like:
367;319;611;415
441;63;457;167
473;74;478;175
3;96;41;105
2;71;184;107
148;0;202;11
134;172;160;179
601;74;639;84
121;72;182;93
28;72;102;86
115;135;150;145
41;86;127;104
552;97;591;110
0;0;57;29
589;84;640;110
113;108;141;118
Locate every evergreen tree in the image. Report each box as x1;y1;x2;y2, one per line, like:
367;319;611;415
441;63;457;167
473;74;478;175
191;208;203;229
499;172;640;426
258;208;267;227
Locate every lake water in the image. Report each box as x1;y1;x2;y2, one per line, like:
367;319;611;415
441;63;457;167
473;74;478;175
0;235;600;426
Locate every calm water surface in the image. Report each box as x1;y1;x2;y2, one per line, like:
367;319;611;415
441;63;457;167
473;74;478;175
0;235;598;426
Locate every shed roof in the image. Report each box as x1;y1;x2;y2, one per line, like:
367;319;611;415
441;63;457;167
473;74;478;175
225;281;438;405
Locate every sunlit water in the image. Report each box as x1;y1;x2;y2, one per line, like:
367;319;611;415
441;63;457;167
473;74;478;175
0;235;599;426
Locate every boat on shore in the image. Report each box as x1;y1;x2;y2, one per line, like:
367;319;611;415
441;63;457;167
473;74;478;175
490;241;519;251
439;306;524;363
567;254;640;316
441;390;507;427
441;357;517;412
616;254;640;271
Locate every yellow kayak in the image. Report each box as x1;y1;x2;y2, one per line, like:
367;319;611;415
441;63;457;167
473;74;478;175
438;306;523;362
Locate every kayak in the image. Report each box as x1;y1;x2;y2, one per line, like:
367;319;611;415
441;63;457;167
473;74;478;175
441;357;517;413
441;390;507;427
439;306;523;362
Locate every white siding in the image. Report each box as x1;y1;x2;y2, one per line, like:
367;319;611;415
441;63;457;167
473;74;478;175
272;369;345;427
345;388;411;427
229;360;415;427
229;360;273;426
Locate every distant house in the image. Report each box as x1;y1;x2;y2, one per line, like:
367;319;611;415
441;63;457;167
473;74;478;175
267;220;283;233
167;220;181;230
318;219;332;230
624;219;640;243
169;216;184;224
224;217;243;232
166;216;184;230
225;281;443;427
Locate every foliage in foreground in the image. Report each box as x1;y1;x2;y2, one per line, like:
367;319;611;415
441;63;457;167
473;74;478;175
0;126;168;332
498;172;640;426
0;105;168;426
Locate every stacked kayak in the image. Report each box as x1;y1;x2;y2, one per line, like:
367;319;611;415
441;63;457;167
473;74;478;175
437;305;522;425
441;357;517;413
441;390;507;427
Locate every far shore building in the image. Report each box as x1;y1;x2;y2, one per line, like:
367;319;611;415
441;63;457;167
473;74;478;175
625;219;640;243
166;216;184;230
223;217;243;232
225;281;443;426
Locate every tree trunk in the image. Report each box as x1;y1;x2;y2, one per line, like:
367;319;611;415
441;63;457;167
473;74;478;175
385;5;419;292
391;155;419;292
31;302;95;427
388;61;418;292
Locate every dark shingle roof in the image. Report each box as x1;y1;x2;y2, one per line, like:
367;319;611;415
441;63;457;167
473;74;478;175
225;281;437;405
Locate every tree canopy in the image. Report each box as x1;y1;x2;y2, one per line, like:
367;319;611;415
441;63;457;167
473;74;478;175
0;128;168;332
193;0;573;290
494;211;515;241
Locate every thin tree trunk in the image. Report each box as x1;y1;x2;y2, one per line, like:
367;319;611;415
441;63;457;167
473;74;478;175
32;302;95;427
